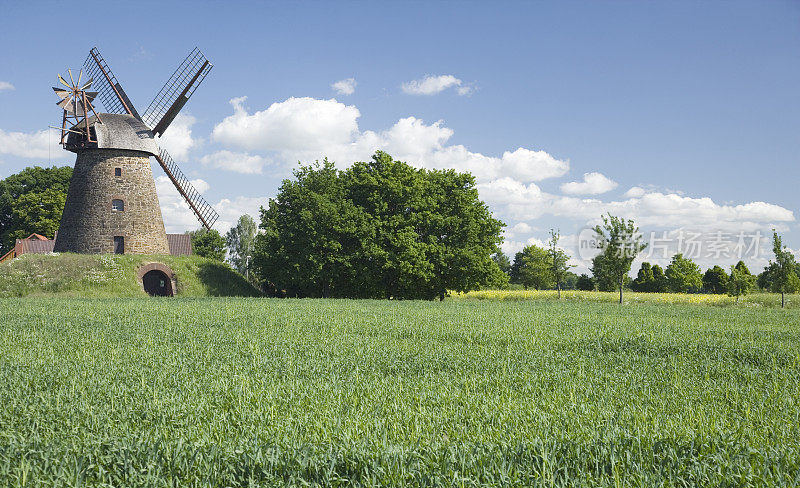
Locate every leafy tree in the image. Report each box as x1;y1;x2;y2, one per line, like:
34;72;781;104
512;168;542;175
0;166;73;252
512;244;553;290
767;230;800;308
492;251;511;276
562;271;579;290
254;153;504;299
548;229;574;298
225;214;258;277
728;263;756;303
576;273;595;291
509;251;524;284
189;228;226;261
650;264;669;293
590;252;620;292
592;214;647;303
702;265;729;294
631;262;655;292
665;253;703;293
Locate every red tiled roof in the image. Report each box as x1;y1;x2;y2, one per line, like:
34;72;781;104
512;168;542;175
17;238;56;254
166;234;193;256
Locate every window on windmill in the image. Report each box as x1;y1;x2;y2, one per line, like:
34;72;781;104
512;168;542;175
112;199;125;211
115;168;122;177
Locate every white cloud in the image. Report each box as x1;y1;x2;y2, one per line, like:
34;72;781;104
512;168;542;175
0;128;64;159
212;96;360;153
157;114;198;160
211;97;569;184
156;174;269;233
560;172;618;195
401;75;469;96
0;82;14;91
331;78;356;95
624;186;646;198
200;150;269;174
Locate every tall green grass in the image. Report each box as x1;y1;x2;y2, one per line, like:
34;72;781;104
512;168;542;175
1;298;798;486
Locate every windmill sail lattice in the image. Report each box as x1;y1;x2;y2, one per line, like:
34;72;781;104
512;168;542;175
83;48;141;119
74;46;219;231
154;147;219;230
143;48;213;136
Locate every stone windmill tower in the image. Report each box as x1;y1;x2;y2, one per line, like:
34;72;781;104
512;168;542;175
53;47;218;255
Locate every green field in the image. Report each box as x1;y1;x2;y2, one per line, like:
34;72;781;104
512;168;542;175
1;297;799;486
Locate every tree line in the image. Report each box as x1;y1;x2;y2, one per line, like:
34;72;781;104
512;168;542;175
2;163;798;305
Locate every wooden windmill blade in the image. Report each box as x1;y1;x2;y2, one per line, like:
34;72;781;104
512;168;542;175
154;146;219;231
143;48;213;136
83;47;142;120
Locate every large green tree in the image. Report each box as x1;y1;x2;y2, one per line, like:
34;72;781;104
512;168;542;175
225;214;258;277
592;214;647;303
253;153;504;299
631;262;655;292
188;228;226;261
0;165;73;253
665;253;703;293
728;264;756;303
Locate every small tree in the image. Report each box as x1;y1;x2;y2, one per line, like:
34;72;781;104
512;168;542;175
651;264;669;293
189;228;226;261
593;213;647;304
768;230;800;308
225;214;257;278
515;244;554;290
665;253;703;293
702;265;729;294
728;264;755;303
548;229;574;298
492;251;512;277
576;273;595;291
631;262;655;292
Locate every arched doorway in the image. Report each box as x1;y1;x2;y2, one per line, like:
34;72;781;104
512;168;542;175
142;269;172;296
137;262;177;297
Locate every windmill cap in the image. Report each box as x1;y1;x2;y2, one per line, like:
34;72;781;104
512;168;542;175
66;113;158;156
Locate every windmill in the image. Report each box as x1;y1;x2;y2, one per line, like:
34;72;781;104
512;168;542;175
53;47;219;255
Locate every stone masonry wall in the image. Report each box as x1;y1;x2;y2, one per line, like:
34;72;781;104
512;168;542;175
54;149;170;254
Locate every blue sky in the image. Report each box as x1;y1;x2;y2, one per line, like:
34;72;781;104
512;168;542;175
1;1;798;273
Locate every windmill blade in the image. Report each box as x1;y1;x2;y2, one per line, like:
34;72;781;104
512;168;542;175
58;74;71;89
142;47;213;136
153;146;219;230
79;78;93;91
83;47;142;120
53;87;71;100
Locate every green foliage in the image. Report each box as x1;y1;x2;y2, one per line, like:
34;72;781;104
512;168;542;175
0;254;261;297
548;229;574;296
767;230;800;307
225;214;257;276
631;262;654;292
575;273;595;291
1;298;799;485
0;165;73;252
513;244;554;290
665;253;703;293
189;228;226;261
592;214;647;302
254;153;504;299
491;251;511;276
728;263;756;302
703;265;729;294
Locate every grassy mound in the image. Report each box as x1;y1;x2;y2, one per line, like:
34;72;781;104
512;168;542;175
0;253;262;297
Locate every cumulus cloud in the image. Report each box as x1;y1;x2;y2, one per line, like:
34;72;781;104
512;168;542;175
0;82;14;91
331;78;356;95
157;114;198;160
200;150;269;174
560;172;618;195
211;97;568;184
0;128;63;159
212;96;360;153
624;186;646;198
401;75;471;96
